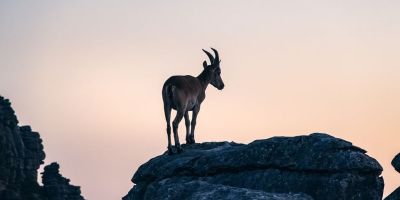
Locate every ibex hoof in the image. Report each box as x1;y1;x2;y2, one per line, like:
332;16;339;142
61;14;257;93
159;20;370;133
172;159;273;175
167;147;174;155
176;146;183;153
187;137;195;144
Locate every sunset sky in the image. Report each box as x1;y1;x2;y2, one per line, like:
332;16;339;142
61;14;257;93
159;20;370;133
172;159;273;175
1;1;399;199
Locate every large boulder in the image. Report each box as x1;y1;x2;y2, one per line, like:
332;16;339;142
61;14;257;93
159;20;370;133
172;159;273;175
123;133;384;200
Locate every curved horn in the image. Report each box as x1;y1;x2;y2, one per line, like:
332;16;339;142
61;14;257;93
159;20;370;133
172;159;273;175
202;49;214;64
211;48;219;62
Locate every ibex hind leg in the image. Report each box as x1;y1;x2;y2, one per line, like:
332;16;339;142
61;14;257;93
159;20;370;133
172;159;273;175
172;110;184;153
163;104;173;155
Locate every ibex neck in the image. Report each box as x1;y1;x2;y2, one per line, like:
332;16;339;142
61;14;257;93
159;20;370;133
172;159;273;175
197;69;212;90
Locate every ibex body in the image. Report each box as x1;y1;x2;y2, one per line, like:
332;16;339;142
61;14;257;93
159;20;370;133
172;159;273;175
162;48;224;154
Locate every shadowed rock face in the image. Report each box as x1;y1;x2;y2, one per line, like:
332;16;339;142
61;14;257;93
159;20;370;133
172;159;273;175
0;96;84;200
123;133;384;200
384;153;400;200
42;163;84;200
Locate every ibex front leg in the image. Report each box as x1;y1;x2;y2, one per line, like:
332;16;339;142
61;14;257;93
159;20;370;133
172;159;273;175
184;111;191;144
172;111;184;153
188;106;200;144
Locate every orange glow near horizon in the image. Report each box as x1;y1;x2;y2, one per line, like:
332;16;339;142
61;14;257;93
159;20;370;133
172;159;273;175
1;1;400;199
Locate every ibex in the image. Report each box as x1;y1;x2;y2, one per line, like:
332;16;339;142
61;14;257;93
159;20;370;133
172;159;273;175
162;48;224;154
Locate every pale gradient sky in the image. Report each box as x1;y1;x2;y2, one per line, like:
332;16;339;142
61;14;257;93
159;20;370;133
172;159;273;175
1;1;400;199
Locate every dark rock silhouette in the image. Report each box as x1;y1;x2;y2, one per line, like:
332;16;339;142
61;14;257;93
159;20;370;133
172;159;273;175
392;153;400;173
0;96;84;200
42;163;84;200
123;133;384;200
384;153;400;200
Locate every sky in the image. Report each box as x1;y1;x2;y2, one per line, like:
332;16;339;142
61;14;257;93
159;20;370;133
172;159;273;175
1;1;399;199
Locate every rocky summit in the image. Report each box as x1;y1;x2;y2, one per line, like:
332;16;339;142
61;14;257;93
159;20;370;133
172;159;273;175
0;96;84;200
124;133;384;200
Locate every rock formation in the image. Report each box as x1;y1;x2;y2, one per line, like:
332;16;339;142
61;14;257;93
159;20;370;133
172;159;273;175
123;133;384;200
384;153;400;200
0;96;84;200
42;163;84;200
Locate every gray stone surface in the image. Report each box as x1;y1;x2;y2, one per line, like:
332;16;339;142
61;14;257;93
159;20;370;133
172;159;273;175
140;177;312;200
124;133;384;200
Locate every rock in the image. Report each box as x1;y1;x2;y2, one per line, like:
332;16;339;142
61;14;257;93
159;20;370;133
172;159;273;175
392;153;400;173
0;96;85;200
0;96;44;199
133;177;313;200
385;187;400;200
41;162;84;200
385;153;400;200
123;134;384;200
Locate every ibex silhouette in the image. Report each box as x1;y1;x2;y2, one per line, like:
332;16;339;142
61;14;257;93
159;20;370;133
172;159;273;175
162;48;224;154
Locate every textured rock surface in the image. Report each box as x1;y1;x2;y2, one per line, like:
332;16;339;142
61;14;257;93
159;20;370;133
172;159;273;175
0;96;45;200
0;96;84;200
124;133;384;200
42;163;84;200
137;177;312;200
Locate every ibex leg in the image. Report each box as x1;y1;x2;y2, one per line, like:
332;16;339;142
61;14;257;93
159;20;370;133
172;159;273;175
164;105;173;154
189;106;200;144
172;111;184;153
184;111;191;144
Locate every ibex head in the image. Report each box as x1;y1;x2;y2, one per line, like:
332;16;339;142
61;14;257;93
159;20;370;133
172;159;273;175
202;48;225;90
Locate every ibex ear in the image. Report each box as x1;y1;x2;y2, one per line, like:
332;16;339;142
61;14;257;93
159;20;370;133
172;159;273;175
203;60;207;68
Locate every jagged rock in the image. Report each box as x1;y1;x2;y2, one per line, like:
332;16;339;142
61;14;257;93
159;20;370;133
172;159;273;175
392;153;400;173
0;96;84;200
124;133;384;200
0;96;44;200
41;162;84;200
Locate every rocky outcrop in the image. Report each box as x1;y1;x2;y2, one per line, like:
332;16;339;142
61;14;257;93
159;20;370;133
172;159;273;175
0;96;44;200
0;96;85;200
42;163;84;200
385;153;400;200
124;133;384;200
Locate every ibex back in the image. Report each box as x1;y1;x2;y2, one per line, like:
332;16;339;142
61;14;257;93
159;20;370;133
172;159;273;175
162;48;224;154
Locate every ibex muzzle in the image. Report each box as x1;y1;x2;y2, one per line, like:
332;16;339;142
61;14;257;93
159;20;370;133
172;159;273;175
162;48;224;154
